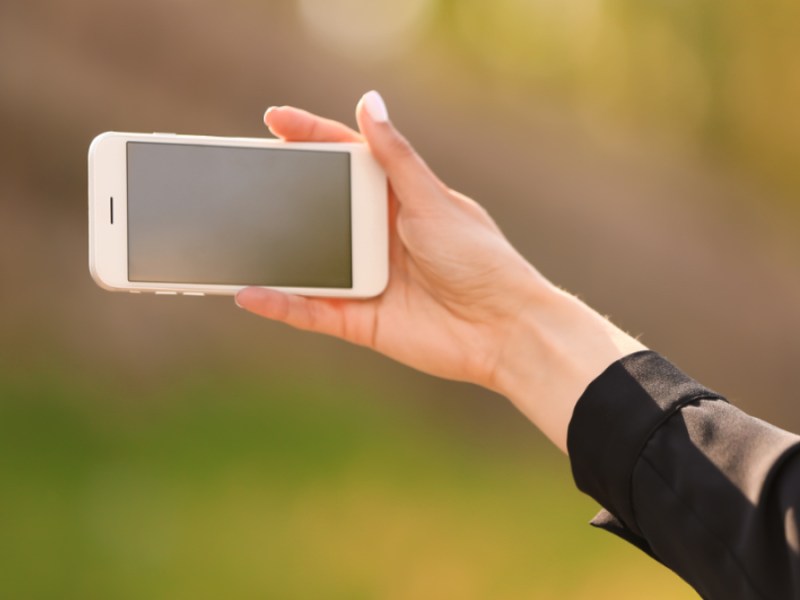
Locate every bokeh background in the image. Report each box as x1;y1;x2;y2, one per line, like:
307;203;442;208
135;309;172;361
2;0;800;598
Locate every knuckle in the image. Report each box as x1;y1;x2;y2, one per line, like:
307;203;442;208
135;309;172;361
387;132;416;162
304;118;320;141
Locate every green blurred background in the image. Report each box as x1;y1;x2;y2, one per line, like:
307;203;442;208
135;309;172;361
2;0;799;597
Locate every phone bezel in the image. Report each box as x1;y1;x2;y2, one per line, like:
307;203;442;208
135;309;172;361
88;132;388;298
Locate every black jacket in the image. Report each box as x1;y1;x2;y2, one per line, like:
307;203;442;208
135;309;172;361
568;351;800;599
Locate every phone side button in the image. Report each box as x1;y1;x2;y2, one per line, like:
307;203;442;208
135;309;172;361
182;292;205;296
155;291;178;295
129;290;142;294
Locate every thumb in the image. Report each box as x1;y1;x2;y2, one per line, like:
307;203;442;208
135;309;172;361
356;91;446;212
235;287;348;339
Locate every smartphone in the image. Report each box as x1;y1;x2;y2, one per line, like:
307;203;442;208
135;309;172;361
88;132;388;298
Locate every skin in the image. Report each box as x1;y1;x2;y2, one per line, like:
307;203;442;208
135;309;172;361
236;92;646;453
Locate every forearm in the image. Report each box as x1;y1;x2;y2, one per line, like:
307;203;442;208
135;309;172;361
490;282;646;453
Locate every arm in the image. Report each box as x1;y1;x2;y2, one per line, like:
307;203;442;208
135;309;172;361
236;91;646;453
236;92;800;598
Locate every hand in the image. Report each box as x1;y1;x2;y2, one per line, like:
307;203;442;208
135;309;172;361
236;91;547;388
236;91;646;452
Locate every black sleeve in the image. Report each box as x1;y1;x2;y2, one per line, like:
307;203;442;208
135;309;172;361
567;351;800;600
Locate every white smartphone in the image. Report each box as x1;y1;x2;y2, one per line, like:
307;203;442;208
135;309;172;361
88;132;388;298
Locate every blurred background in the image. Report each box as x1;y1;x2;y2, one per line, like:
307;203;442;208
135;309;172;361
1;0;799;597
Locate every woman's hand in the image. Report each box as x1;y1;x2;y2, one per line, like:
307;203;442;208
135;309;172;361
237;92;546;388
236;92;646;452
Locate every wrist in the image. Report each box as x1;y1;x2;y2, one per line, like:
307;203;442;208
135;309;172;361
489;283;647;453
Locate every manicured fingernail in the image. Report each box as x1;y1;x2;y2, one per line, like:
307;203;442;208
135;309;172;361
362;91;388;123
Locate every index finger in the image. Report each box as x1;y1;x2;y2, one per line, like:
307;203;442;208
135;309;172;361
264;106;363;143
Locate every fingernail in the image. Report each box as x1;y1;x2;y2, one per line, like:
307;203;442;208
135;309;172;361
264;106;278;125
362;91;388;123
234;293;244;309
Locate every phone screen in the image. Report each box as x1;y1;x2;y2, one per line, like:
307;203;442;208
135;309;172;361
126;142;352;287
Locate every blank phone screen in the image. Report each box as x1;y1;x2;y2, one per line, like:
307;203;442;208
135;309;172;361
126;142;352;287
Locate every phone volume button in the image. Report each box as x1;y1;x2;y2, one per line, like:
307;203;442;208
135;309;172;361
155;291;178;295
